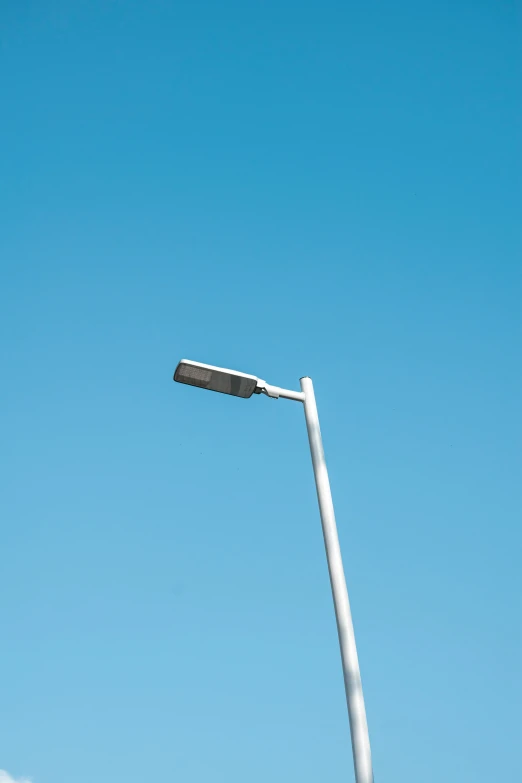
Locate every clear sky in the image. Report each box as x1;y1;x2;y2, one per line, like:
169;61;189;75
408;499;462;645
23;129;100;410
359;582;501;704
1;2;520;782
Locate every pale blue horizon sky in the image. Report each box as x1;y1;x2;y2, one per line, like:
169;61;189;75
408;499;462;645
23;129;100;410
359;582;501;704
1;2;520;782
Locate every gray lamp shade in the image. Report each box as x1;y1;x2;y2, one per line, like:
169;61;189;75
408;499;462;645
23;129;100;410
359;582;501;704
174;360;258;398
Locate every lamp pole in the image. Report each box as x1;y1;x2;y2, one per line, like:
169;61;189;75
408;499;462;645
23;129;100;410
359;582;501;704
300;377;373;783
174;360;374;783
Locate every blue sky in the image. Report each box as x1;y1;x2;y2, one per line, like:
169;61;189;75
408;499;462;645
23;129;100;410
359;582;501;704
1;1;520;781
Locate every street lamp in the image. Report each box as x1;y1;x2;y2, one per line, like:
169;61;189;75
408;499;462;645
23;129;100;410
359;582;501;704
173;359;374;783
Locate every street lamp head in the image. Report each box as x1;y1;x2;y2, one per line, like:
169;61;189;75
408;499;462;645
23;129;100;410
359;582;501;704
173;359;259;399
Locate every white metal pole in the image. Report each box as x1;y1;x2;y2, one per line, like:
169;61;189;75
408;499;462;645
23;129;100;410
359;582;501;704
300;376;373;783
